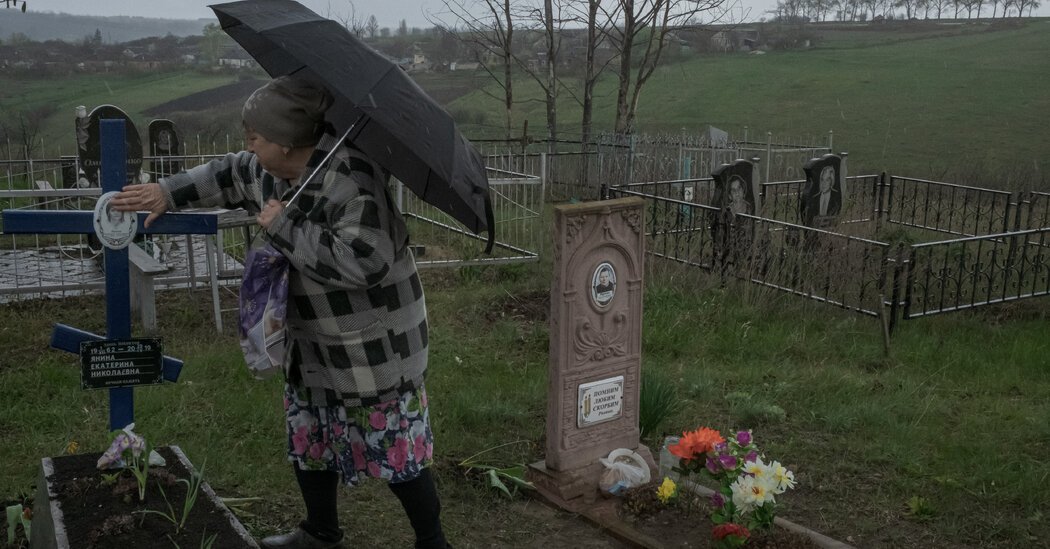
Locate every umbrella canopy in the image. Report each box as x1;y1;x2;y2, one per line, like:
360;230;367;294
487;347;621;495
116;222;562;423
210;0;494;250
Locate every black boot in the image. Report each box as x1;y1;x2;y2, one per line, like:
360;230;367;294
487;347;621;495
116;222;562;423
388;468;450;549
260;463;345;548
259;528;344;549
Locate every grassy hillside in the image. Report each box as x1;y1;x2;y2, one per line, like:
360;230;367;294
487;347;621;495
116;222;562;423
0;70;244;156
2;21;1047;182
451;21;1050;179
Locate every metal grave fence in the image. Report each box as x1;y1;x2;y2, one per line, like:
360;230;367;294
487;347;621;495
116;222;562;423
610;172;1050;331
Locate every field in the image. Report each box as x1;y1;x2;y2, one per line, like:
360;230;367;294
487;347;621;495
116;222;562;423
1;21;1049;549
449;19;1050;180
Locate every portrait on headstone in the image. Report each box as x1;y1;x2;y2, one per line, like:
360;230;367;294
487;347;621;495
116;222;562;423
710;160;759;266
711;160;760;217
800;154;844;228
93;191;137;250
591;262;616;307
149;119;183;179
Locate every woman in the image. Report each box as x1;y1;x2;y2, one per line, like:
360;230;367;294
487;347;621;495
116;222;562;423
114;76;448;549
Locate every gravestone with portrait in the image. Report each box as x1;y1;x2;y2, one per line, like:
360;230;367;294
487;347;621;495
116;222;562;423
149;119;183;180
527;197;657;513
77;105;144;188
799;153;847;229
710;159;760;263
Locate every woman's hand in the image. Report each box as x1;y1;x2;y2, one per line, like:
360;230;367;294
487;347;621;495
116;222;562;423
258;199;286;229
113;183;168;228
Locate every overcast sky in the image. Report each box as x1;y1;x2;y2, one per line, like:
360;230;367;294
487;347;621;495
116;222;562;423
26;0;790;27
19;0;1050;26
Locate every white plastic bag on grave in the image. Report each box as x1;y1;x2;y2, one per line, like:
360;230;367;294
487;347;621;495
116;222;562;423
598;448;651;496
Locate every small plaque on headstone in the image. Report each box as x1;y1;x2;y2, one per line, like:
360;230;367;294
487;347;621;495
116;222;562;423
577;376;624;427
80;338;163;389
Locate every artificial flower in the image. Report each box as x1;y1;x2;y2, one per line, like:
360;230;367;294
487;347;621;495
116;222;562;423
742;455;768;479
736;430;751;446
770;460;796;493
656;477;678;504
669;427;725;460
712;523;751;541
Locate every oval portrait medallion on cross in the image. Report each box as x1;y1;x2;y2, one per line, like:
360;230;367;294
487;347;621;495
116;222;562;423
93;191;137;250
591;262;617;308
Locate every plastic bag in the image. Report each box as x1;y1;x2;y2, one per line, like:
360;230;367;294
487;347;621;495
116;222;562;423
238;243;289;380
598;448;651;496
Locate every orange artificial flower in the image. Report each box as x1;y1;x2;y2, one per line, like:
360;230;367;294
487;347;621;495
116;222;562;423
669;427;725;460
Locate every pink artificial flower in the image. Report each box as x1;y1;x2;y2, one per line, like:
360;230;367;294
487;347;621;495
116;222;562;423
736;430;752;446
387;437;409;472
292;426;310;455
369;411;387;431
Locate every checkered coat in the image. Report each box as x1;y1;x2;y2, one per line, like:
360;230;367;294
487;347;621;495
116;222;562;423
159;128;428;407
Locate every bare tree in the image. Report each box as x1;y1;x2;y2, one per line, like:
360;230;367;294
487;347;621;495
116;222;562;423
511;0;569;146
862;0;885;18
604;0;728;135
434;0;518;138
333;2;368;36
366;15;380;39
1014;0;1040;14
894;0;920;17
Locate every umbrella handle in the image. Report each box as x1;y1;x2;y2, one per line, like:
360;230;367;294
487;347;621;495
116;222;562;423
285;118;362;207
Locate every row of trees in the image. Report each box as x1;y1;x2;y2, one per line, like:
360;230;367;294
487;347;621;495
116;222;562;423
772;0;1041;21
416;0;731;144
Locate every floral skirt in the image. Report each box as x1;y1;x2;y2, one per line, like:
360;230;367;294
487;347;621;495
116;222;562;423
283;383;434;486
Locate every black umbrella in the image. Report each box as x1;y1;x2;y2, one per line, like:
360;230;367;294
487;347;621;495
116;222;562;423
210;0;494;251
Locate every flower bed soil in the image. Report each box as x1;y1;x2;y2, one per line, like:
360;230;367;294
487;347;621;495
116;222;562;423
44;446;255;549
617;482;820;549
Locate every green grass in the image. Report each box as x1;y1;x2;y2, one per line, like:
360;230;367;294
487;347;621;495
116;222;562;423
1;260;1047;547
0;69;243;156
450;21;1050;178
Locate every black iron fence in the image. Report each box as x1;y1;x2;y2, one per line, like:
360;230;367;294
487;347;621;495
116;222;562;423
901;228;1050;320
610;173;1050;332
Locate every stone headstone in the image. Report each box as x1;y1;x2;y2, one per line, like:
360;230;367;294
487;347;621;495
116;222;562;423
800;153;847;229
148;119;183;179
76;105;144;187
710;159;759;259
527;197;656;509
712;159;759;216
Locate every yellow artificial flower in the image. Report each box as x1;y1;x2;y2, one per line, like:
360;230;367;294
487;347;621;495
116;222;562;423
65;440;79;455
656;477;678;504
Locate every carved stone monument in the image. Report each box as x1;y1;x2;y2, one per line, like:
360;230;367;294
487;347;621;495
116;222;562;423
527;197;657;511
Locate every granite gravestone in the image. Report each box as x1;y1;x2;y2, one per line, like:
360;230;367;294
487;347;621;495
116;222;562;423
527;197;656;510
800;153;847;229
712;159;760;217
77;105;144;188
148;119;183;180
710;159;759;262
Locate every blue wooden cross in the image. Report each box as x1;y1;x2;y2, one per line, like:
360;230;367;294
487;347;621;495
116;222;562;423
2;119;218;431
